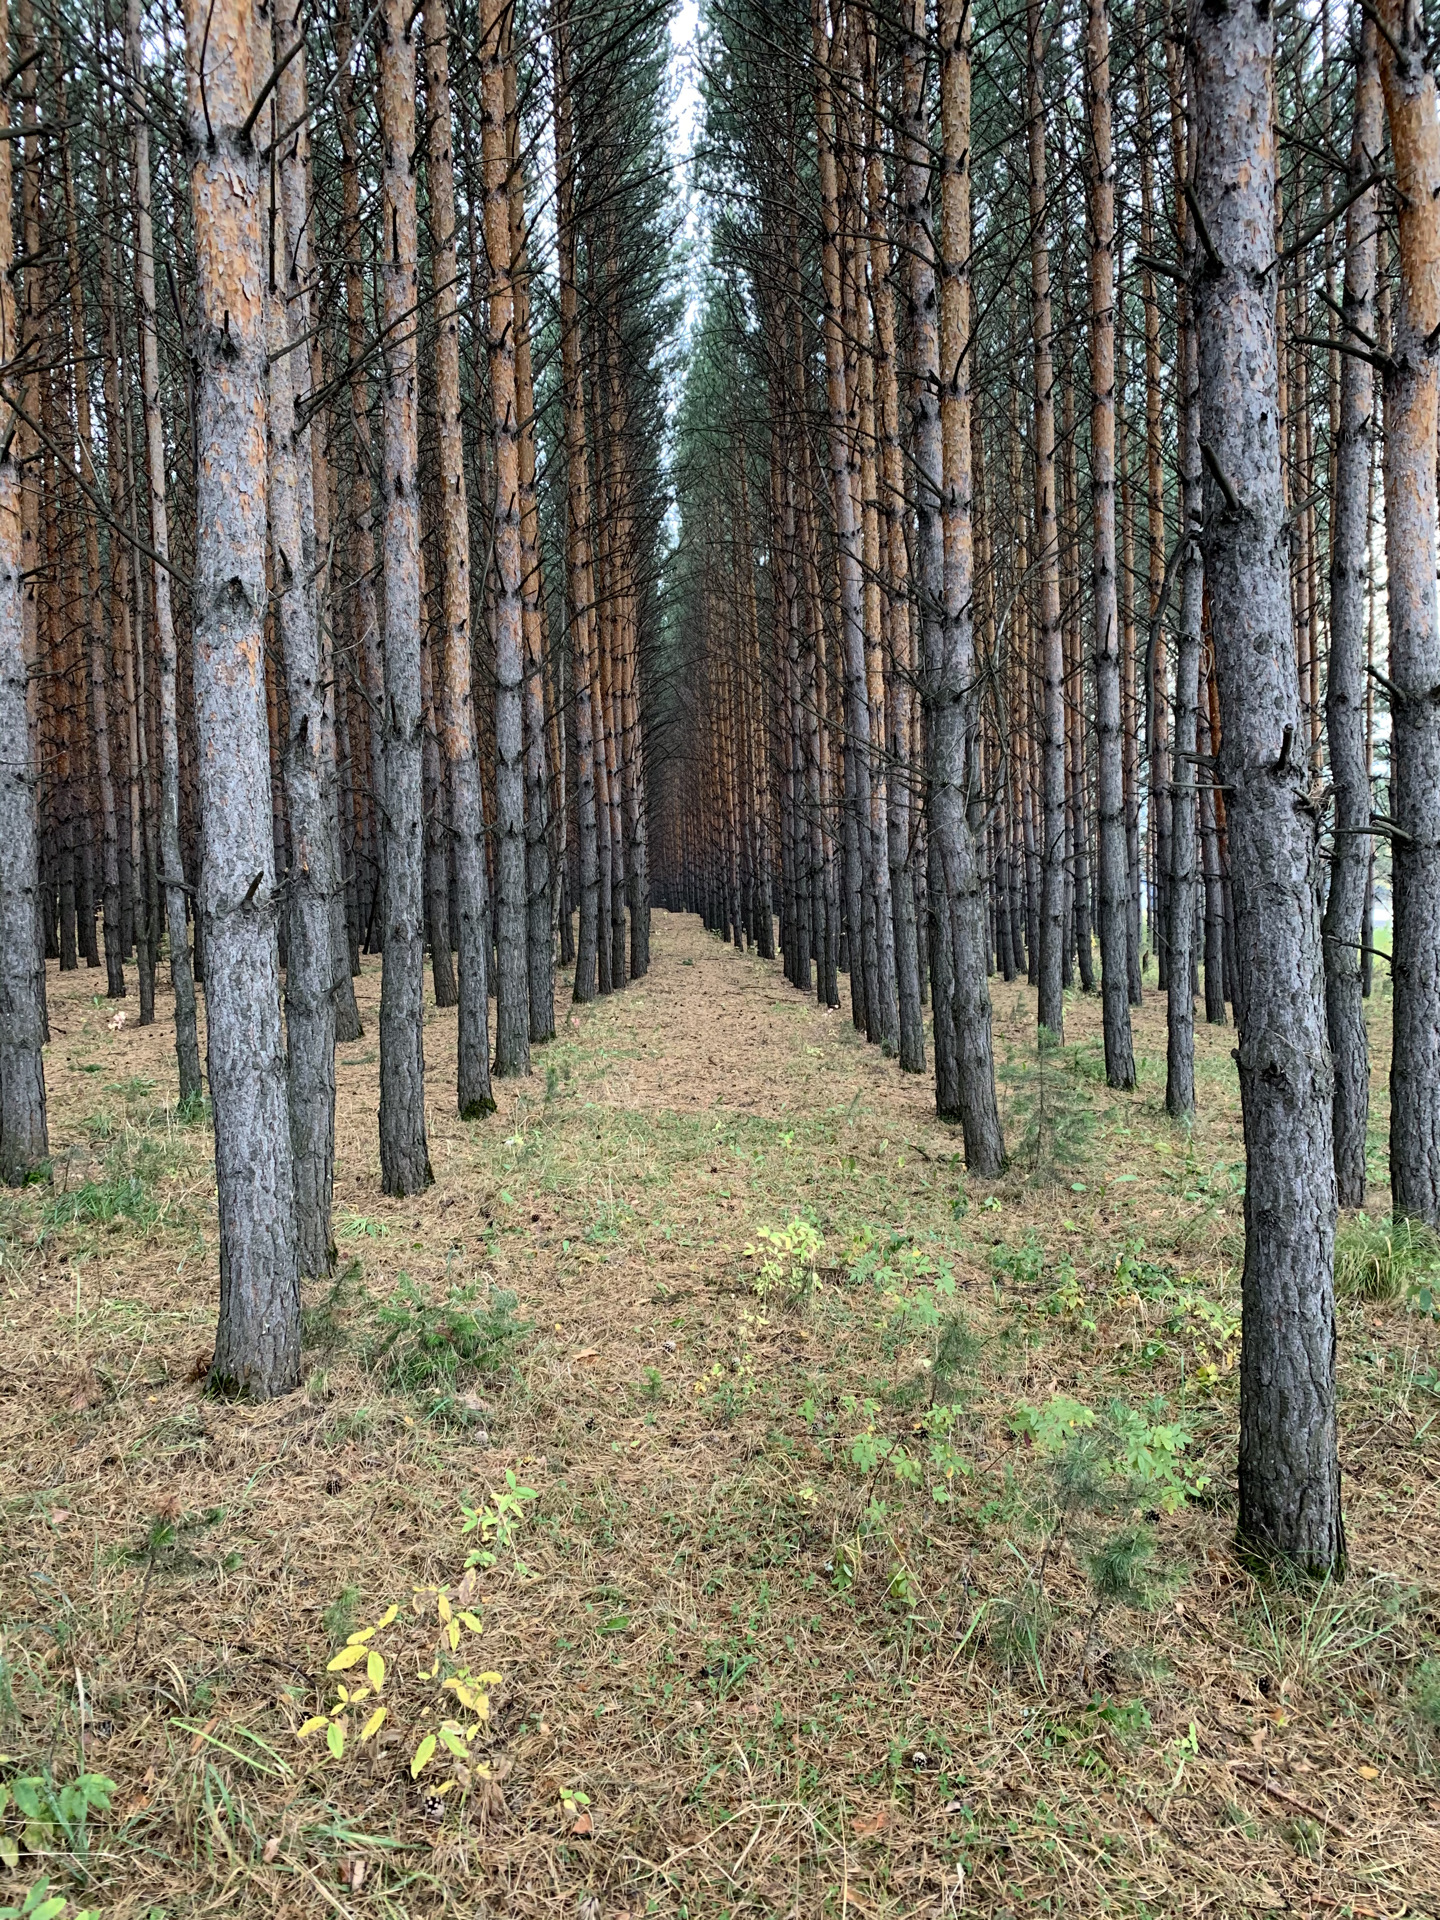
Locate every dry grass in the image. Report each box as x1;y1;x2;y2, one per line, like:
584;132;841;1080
2;913;1437;1919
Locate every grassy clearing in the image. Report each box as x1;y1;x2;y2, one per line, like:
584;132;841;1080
1;919;1437;1918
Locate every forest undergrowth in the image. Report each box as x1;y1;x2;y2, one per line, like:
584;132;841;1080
1;914;1437;1919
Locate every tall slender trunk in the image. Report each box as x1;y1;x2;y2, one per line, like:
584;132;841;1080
1376;0;1440;1225
554;4;599;1007
377;0;434;1193
187;0;299;1397
1165;49;1201;1119
1323;15;1380;1210
265;71;337;1278
936;0;1004;1170
1028;0;1065;1041
1086;0;1134;1087
426;0;494;1116
505;56;554;1043
98;147;154;1025
1191;0;1343;1573
275;0;361;1048
483;0;529;1075
0;74;47;1185
815;1;871;1043
61;108;124;1001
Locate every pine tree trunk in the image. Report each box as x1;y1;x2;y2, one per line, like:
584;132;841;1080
61;110;124;1002
265;103;337;1278
936;0;1004;1170
1086;0;1135;1087
483;0;530;1074
0;81;47;1186
555;8;599;1008
1028;0;1065;1041
1376;0;1440;1225
1323;15;1379;1210
1191;0;1343;1573
274;1;362;1048
187;0;299;1397
377;0;434;1193
425;0;494;1115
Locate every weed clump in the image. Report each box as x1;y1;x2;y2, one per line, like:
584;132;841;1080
1334;1212;1440;1306
366;1274;530;1425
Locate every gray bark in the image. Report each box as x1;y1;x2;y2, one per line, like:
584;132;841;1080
127;0;201;1104
1323;15;1380;1211
377;0;434;1194
0;129;47;1182
1376;0;1440;1225
1086;0;1135;1089
187;0;300;1398
266;145;337;1280
1191;0;1343;1574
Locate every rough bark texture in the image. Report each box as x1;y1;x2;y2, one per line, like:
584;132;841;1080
506;56;554;1044
483;0;530;1074
1028;0;1065;1042
186;0;300;1398
1167;309;1201;1122
266;101;336;1279
274;0;362;1050
426;0;494;1116
865;86;924;1073
936;0;1005;1171
1323;16;1380;1210
1376;0;1440;1225
377;0;434;1194
61;114;124;1003
0;89;47;1186
1085;0;1135;1090
1191;0;1343;1573
900;0;958;1115
554;5;600;1007
814;13;878;1049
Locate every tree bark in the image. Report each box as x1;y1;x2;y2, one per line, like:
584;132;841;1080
186;0;300;1398
1085;0;1135;1089
1028;0;1065;1042
936;0;1005;1171
1376;0;1440;1225
377;0;434;1194
483;0;530;1075
1191;0;1343;1573
0;78;47;1186
265;80;337;1278
1323;15;1380;1211
425;0;495;1116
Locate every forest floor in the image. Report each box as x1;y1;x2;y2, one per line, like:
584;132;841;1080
2;910;1438;1920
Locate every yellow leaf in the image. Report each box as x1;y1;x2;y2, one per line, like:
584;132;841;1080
375;1605;399;1629
436;1779;456;1796
326;1721;346;1759
1358;1765;1380;1780
446;1619;461;1652
346;1627;376;1646
296;1716;329;1740
348;1685;370;1705
411;1734;437;1778
360;1707;387;1743
458;1611;483;1632
437;1594;453;1625
327;1644;367;1672
367;1650;386;1691
477;1671;503;1685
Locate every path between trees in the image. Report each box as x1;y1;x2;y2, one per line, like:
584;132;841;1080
6;917;1435;1917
